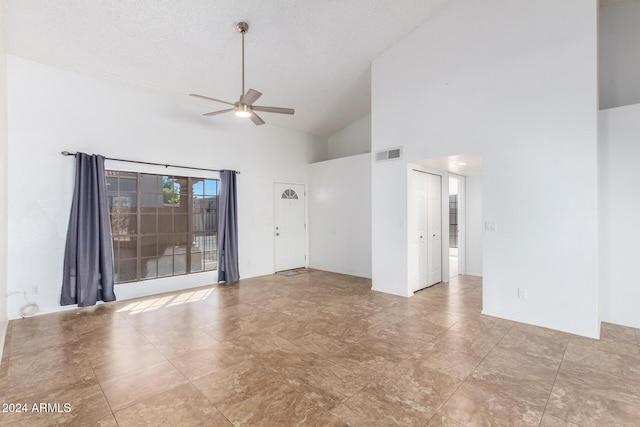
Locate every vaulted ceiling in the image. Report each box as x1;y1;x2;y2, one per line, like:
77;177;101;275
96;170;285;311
4;0;453;137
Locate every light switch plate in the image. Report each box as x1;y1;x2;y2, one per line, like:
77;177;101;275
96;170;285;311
484;221;497;232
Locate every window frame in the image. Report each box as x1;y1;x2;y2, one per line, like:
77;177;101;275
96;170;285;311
107;170;220;284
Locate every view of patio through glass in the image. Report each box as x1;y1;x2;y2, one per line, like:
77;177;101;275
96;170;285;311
106;171;219;284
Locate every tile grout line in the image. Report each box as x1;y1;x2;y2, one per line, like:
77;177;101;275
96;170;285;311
396;288;482;427
423;321;515;427
90;364;121;426
536;339;570;427
103;310;192;418
77;311;129;425
187;374;236;427
171;323;268;425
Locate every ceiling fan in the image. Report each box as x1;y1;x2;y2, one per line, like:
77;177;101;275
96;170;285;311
190;22;294;125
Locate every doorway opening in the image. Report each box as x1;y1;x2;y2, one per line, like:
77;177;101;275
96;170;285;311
412;154;480;292
449;174;465;278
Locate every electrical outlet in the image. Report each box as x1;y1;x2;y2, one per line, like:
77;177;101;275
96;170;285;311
517;288;527;299
31;286;39;295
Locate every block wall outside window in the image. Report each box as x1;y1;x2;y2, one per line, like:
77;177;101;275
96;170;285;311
106;170;219;284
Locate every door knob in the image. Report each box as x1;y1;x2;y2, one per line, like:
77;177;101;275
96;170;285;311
276;233;280;236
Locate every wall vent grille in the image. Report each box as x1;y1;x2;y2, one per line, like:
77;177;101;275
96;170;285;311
375;147;402;162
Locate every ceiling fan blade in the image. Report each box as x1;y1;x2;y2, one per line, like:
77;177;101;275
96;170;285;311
252;106;295;115
242;89;262;106
203;108;234;116
250;112;265;125
189;94;235;106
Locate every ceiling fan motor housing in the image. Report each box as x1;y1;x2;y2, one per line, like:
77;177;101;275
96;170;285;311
237;22;248;33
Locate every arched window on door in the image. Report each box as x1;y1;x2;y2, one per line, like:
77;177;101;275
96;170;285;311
281;189;299;200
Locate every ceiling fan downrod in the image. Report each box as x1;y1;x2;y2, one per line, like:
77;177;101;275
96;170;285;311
237;22;249;100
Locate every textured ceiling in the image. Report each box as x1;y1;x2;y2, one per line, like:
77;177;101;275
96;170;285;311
4;0;452;137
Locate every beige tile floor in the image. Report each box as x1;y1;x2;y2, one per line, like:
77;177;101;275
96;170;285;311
1;271;639;426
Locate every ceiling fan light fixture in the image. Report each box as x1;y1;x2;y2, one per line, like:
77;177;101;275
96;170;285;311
235;104;252;117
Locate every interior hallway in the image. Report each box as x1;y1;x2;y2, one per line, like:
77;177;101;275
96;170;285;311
1;271;639;426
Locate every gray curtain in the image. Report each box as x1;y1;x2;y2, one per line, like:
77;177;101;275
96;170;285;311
217;170;240;283
61;153;116;307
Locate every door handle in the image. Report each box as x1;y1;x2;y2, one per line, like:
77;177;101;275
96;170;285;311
276;233;280;236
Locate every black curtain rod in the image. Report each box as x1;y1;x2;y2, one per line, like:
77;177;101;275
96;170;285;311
61;151;239;174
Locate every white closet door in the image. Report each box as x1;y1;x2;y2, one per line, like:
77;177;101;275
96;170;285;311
410;171;442;292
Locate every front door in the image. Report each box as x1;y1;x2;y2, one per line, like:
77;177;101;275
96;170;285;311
274;183;306;272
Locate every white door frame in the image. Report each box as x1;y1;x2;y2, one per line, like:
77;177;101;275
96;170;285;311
273;181;308;272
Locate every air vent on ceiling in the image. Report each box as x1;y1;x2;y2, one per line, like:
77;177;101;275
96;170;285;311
375;147;402;162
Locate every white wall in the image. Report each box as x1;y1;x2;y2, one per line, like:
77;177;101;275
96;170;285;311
599;103;640;328
372;0;600;337
465;175;482;277
308;153;371;278
1;3;9;358
6;55;326;319
327;114;371;160
599;0;640;109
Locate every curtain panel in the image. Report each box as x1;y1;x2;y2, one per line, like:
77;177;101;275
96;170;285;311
217;170;240;283
60;153;116;307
